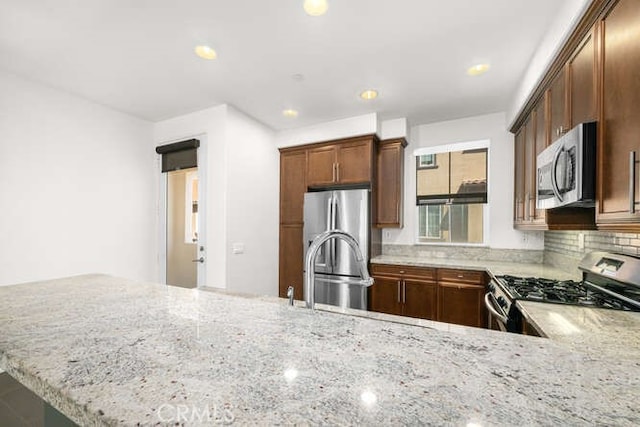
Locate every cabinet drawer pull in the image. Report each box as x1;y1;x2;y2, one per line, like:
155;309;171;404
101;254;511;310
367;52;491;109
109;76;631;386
336;163;340;182
399;270;405;274
332;163;337;182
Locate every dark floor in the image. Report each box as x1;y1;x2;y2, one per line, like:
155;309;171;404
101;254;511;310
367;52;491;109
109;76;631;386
0;372;44;427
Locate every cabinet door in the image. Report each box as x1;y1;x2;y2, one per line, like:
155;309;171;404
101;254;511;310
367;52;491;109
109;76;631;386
548;67;569;144
376;140;405;228
307;145;336;187
513;127;526;224
403;279;437;320
280;149;307;224
568;27;597;127
599;0;640;224
279;224;304;299
438;282;486;328
370;275;402;316
531;98;547;224
337;140;373;184
524;113;536;222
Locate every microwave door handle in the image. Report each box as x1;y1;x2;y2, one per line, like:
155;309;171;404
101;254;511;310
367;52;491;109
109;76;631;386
551;147;564;202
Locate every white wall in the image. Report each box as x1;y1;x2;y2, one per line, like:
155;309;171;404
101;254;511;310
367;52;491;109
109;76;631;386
0;70;156;285
384;112;544;250
507;0;591;127
153;105;279;295
276;113;377;148
225;107;278;296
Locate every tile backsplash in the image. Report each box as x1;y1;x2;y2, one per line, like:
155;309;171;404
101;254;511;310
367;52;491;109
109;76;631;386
382;244;543;264
544;231;640;273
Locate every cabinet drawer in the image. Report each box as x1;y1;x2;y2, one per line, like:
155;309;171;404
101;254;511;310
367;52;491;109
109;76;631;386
370;264;436;280
437;268;486;285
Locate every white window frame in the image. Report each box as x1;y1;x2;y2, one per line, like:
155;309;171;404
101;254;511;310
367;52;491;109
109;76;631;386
413;139;490;247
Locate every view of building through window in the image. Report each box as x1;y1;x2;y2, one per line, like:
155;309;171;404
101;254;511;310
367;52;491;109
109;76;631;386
415;143;488;244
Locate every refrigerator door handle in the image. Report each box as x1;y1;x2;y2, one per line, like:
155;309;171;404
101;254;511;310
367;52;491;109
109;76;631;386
331;194;338;268
325;195;334;270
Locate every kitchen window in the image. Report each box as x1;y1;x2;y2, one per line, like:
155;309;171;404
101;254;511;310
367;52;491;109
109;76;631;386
415;140;488;245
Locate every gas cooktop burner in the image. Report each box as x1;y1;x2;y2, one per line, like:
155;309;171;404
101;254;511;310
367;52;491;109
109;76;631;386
496;275;638;311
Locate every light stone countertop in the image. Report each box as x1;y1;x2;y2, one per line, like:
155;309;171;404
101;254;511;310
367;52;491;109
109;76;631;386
1;274;639;426
517;301;640;362
371;255;581;281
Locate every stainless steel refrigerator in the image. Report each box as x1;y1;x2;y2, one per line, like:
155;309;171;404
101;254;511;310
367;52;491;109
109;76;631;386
303;188;372;310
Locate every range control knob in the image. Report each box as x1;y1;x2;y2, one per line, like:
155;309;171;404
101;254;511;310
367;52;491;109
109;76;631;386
488;283;496;293
497;296;508;308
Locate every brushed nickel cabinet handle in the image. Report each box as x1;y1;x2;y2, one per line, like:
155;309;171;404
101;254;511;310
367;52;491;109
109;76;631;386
402;280;406;303
336;163;340;182
397;280;401;303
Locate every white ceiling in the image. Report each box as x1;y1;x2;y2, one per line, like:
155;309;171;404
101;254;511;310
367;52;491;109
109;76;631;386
0;0;567;130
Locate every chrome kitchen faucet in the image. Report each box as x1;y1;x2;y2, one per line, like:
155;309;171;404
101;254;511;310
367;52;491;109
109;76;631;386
304;229;374;310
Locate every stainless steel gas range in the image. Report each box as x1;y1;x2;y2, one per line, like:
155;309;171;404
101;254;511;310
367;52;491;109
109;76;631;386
486;252;640;333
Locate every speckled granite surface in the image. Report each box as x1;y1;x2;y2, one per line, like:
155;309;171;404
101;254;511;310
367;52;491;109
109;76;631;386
517;301;640;362
371;255;580;281
1;274;639;426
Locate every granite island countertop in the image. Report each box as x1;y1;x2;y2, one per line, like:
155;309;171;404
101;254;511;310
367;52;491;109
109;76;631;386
1;274;639;426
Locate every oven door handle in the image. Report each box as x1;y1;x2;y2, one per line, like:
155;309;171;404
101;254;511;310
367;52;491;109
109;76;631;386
484;293;508;325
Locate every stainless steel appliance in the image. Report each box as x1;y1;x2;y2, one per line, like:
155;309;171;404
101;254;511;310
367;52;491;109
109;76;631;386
303;188;373;310
536;121;596;210
486;251;640;333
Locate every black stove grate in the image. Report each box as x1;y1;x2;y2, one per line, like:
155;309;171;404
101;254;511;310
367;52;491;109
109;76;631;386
496;275;639;311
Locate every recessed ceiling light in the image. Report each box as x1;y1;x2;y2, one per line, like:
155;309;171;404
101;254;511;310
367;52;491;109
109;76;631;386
194;45;217;60
283;109;299;118
304;0;328;16
467;63;490;76
360;89;378;100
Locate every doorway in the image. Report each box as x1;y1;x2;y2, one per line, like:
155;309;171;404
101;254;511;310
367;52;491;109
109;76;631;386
166;167;199;287
156;137;206;288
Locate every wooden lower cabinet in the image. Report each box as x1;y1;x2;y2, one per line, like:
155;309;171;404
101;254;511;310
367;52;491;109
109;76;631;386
369;276;403;316
278;224;304;300
438;282;487;328
403;279;438;320
370;264;437;320
370;264;487;327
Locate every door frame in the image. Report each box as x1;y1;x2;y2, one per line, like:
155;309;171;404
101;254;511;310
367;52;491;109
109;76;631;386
157;133;208;287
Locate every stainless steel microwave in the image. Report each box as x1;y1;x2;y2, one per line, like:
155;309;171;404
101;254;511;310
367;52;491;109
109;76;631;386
536;122;597;210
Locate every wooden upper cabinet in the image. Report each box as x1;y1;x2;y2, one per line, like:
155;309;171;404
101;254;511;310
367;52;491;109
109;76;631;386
524;113;536;222
279;148;307;224
514;127;526;224
598;0;640;227
548;67;569;144
568;27;597;127
307;145;336;187
306;135;376;187
376;138;407;228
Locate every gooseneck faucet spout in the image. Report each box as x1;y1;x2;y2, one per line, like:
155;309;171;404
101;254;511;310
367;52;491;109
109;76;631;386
304;229;374;310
